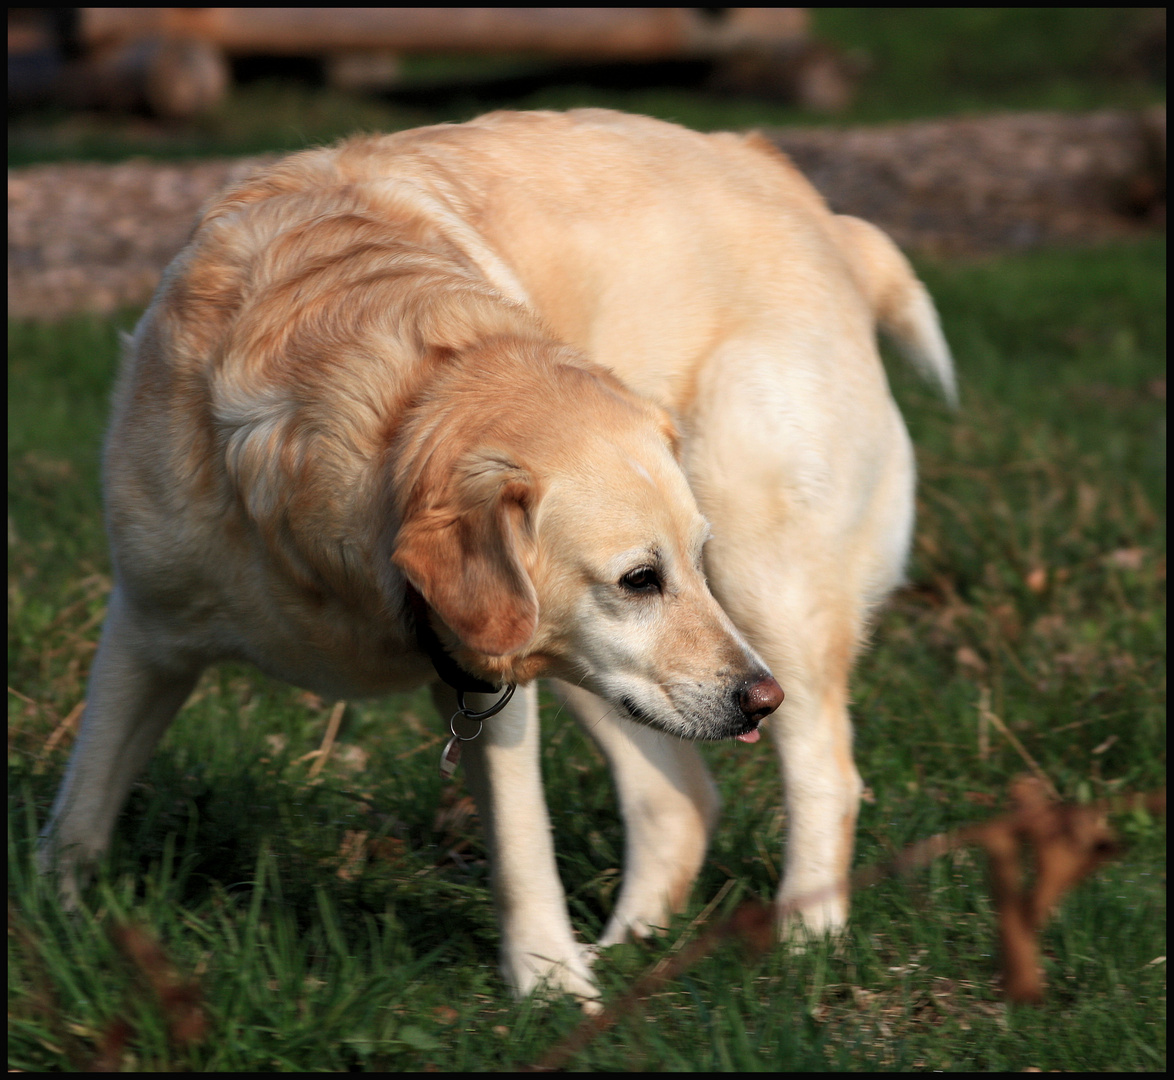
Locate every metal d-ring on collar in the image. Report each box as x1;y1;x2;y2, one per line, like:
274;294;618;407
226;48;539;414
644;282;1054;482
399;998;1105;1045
455;684;516;725
448;684;516;745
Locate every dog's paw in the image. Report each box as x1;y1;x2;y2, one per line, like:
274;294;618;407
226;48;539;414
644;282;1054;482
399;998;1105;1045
35;840;88;913
598;903;675;948
776;886;848;951
502;937;600;1011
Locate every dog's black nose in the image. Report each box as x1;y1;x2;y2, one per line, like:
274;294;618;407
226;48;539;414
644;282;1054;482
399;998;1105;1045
737;674;784;723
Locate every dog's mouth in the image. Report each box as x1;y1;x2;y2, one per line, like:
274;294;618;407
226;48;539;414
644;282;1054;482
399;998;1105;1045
620;693;764;744
620;695;658;728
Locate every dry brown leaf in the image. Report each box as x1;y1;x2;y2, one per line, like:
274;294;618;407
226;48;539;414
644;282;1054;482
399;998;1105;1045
969;777;1121;1002
336;829;369;881
1105;547;1146;571
106;924;208;1056
956;646;988;674
1025;567;1048;594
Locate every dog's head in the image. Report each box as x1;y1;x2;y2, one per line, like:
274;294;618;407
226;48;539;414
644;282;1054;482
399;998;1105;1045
391;344;781;741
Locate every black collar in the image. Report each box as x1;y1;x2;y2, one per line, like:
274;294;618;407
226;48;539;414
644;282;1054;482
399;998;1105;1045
405;584;503;696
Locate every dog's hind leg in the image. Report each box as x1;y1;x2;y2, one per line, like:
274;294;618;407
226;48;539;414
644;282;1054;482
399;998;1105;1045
38;586;202;905
433;681;599;1005
682;335;917;939
554;681;719;946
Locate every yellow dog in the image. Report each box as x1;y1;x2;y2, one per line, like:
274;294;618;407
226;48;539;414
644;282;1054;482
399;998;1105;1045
42;109;953;1003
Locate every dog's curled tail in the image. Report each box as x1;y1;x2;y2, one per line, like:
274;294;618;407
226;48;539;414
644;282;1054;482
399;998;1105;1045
830;215;958;407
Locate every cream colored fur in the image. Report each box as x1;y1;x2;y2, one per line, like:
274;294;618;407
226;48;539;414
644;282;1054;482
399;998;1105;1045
40;109;952;1003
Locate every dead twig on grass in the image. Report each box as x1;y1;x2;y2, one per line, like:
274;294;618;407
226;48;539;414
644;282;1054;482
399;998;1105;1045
528;780;1165;1071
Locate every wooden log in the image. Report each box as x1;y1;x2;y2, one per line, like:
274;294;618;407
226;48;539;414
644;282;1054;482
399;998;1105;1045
78;7;808;60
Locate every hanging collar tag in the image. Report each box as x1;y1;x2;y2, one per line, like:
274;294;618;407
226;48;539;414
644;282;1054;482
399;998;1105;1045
403;585;517;778
439;684;516;779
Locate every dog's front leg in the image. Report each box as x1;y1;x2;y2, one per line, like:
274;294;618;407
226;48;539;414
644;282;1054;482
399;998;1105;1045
431;682;598;1005
554;681;718;947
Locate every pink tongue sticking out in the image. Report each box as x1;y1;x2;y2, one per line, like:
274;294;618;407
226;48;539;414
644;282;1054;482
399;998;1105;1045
736;728;761;744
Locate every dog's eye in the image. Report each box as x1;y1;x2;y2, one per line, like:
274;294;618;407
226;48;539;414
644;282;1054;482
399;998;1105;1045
620;566;661;594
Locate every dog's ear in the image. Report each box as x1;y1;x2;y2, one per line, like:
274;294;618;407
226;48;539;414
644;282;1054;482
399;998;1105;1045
392;456;538;657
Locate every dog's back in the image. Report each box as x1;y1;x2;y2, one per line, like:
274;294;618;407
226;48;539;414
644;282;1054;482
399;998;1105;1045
319;109;954;452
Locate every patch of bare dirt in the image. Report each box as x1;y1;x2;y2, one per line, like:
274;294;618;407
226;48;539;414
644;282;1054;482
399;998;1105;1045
766;107;1165;255
7;108;1165;321
8;155;276;321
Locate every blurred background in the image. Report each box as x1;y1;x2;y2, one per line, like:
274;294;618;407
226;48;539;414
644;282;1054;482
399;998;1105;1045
9;7;1166;320
7;7;1167;151
7;7;1166;321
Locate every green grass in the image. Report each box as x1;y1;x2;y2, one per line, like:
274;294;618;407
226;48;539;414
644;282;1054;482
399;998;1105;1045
8;8;1165;166
8;235;1166;1069
815;7;1164;121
